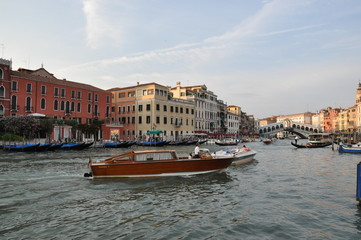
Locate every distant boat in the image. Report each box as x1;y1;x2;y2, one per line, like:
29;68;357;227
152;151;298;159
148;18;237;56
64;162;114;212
338;144;361;153
291;133;332;148
61;142;93;150
263;139;272;144
85;149;234;178
215;139;239;146
136;141;167;147
3;143;40;152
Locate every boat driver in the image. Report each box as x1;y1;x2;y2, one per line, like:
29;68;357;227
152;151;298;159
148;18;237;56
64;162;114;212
194;143;200;158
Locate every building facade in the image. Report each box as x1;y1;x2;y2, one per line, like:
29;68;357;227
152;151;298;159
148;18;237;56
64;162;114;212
0;60;116;140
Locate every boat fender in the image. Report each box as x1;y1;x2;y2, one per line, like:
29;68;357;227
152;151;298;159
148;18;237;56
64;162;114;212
84;172;93;178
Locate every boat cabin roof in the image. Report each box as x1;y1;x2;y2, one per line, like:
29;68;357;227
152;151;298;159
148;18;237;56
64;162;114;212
103;149;179;162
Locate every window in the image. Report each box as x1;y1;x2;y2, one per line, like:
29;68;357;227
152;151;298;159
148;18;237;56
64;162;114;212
127;105;130;112
25;97;32;112
119;93;125;98
164;105;167;112
128;91;135;97
180;107;183;113
40;98;46;109
11;81;18;91
106;96;110;104
77;103;81;112
11;95;17;110
94;105;98;116
156;104;160;111
146;116;151;124
0;69;3;80
54;100;58;110
60;101;65;111
143;90;147;96
61;88;65;98
77;91;82;99
146;104;151;111
71;90;76;99
0;105;3;117
138;104;143;112
132;117;135;124
186;108;189;114
88;93;92;101
87;104;91;113
106;106;110;117
71;102;75;112
95;94;99;102
163;117;167;124
26;83;32;93
170;106;174;112
0;86;4;98
139;116;142;124
175;107;178;113
54;88;59;97
132;105;135;112
41;86;46;95
156;116;160;124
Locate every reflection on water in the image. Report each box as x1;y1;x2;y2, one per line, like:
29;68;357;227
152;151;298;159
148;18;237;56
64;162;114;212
1;140;361;239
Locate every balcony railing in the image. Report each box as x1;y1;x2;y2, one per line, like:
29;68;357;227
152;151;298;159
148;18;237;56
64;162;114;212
25;106;34;112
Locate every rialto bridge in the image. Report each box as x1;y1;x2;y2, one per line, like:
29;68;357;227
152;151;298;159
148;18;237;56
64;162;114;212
258;119;321;139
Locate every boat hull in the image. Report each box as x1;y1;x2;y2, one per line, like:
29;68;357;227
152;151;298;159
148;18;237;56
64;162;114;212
232;151;257;166
90;157;233;178
291;142;332;148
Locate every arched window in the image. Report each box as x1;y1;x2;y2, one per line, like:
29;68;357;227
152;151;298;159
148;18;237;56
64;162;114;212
65;101;70;114
54;100;58;110
11;95;17;110
0;105;4;117
0;86;4;98
60;101;65;111
41;98;46;109
25;97;32;112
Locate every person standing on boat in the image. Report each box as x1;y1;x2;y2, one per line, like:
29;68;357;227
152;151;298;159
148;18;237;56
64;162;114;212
295;136;299;144
194;143;200;158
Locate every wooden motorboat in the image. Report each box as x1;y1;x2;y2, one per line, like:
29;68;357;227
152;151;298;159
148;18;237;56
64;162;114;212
213;147;257;166
85;149;234;178
338;144;361;153
3;143;40;152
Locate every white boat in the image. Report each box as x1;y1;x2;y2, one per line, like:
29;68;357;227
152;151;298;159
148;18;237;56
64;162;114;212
213;147;257;165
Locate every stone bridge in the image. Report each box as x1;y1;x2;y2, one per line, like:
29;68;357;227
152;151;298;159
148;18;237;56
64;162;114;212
258;119;321;139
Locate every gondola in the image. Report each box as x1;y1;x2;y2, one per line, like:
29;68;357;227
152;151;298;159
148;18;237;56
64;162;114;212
3;143;40;152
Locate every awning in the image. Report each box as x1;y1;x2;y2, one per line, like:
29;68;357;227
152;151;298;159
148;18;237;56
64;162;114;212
28;113;46;117
147;130;163;135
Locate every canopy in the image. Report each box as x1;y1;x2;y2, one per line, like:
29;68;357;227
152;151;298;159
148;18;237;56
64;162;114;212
147;130;163;135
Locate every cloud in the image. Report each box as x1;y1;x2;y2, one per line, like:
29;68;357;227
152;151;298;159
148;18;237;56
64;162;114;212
82;0;122;49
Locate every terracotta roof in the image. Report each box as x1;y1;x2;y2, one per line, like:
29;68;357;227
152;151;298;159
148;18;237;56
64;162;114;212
11;70;110;93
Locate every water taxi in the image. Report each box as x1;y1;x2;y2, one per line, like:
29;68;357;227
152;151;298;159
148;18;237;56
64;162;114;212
85;149;234;178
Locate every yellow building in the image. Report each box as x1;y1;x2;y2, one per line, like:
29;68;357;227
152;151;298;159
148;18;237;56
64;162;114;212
111;82;195;140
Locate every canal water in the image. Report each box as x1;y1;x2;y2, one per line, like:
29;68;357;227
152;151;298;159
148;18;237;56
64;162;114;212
1;140;361;239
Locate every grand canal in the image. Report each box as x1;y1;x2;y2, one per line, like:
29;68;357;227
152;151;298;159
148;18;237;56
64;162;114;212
1;140;361;239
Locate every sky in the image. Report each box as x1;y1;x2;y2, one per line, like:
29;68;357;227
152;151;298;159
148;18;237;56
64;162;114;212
1;0;361;119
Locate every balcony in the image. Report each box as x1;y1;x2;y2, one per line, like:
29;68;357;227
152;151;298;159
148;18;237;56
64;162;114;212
10;105;19;111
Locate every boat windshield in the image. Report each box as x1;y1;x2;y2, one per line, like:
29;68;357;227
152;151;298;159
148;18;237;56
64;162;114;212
135;152;176;161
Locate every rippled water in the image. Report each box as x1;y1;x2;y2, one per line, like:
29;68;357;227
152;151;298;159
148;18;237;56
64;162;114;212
1;140;361;239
